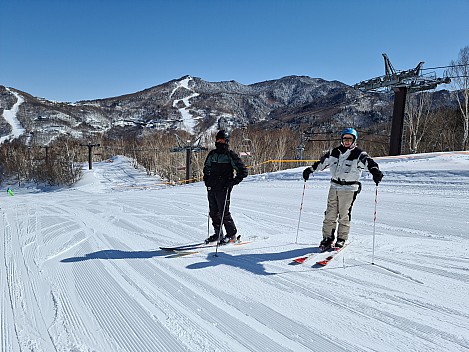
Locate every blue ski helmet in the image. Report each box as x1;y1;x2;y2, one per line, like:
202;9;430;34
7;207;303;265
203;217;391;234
341;128;358;143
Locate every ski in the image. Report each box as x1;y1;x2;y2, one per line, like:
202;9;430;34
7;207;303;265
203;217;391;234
291;245;338;264
160;235;248;252
175;240;250;255
316;242;350;266
160;242;211;252
292;247;323;264
166;241;250;257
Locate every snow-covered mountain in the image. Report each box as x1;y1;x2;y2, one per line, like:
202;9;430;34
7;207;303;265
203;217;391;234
0;76;389;145
1;151;468;351
0;76;457;145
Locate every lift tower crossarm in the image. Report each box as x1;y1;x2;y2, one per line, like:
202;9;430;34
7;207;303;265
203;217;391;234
353;54;450;156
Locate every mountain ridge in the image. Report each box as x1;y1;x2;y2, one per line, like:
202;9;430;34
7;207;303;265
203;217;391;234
0;75;455;145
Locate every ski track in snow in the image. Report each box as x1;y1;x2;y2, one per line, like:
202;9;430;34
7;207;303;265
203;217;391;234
1;154;469;351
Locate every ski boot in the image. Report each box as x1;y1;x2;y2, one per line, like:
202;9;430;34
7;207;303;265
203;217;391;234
220;235;236;245
335;238;346;248
220;234;241;245
319;236;334;252
205;233;219;244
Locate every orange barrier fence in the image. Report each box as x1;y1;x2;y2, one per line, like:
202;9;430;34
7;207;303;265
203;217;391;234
115;159;319;189
248;159;318;168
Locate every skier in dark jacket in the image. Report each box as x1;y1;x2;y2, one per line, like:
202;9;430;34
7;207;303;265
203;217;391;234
203;130;248;244
302;128;383;250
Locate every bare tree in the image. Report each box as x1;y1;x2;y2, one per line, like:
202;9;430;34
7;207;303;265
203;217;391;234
446;46;469;150
405;92;432;153
418;108;461;152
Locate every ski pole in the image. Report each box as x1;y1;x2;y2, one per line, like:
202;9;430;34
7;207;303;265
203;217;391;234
371;185;378;265
295;180;307;244
214;186;231;256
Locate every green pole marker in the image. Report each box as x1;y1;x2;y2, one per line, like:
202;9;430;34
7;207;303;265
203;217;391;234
7;188;14;196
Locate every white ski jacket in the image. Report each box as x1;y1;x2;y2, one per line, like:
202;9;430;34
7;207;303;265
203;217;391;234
308;145;381;192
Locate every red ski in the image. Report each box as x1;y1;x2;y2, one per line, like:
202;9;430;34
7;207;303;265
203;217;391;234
316;242;350;266
292;247;323;264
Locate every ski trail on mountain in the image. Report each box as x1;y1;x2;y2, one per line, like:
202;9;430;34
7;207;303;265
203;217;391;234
1;89;25;143
170;76;200;133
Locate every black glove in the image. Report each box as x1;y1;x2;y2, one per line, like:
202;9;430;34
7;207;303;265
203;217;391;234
303;167;313;181
372;170;383;185
226;179;235;189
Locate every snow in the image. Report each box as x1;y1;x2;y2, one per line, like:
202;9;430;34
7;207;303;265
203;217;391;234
1;89;26;143
170;76;200;134
1;151;469;351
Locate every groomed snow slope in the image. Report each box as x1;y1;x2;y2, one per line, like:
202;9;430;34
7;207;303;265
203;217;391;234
1;152;469;352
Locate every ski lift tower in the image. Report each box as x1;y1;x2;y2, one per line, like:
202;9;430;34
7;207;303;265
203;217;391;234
297;128;315;160
80;142;101;170
354;54;450;155
170;134;207;183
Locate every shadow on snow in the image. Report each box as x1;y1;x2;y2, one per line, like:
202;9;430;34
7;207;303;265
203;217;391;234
186;246;321;275
61;249;169;262
60;245;324;276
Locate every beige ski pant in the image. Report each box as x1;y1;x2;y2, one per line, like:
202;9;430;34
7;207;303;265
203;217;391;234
322;187;358;240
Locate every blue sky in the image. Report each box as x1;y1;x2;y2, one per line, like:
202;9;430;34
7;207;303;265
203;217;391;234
1;0;468;102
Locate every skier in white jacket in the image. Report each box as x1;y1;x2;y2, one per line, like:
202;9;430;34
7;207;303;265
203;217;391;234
303;128;383;250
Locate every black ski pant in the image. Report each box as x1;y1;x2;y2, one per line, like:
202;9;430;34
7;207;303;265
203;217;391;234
207;188;237;238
